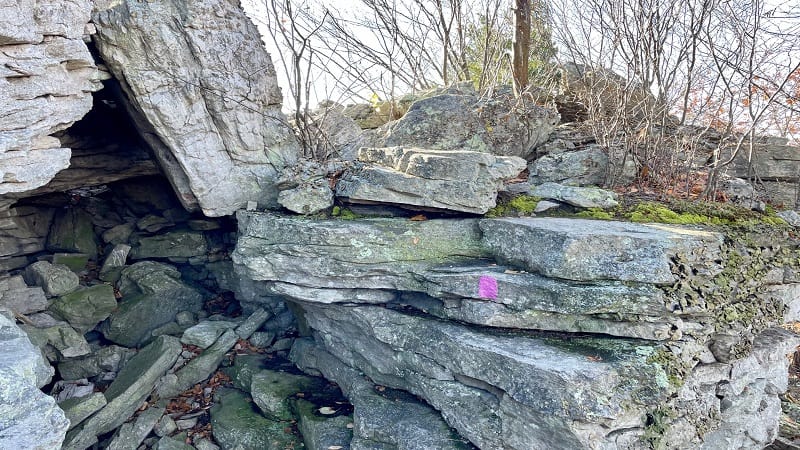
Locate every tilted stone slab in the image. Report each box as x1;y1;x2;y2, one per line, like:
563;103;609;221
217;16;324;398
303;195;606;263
92;0;300;216
233;211;488;290
299;304;669;450
480;218;724;284
63;335;182;450
336;147;526;214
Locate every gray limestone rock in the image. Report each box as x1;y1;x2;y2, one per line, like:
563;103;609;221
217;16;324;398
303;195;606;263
210;388;301;450
181;320;238;349
130;231;208;260
102;262;204;347
531;182;619;208
235;308;272;340
156;329;238;399
22;322;91;360
778;210;800;227
49;284;117;333
0;313;67;450
63;335;182;450
0;0;103;196
0;275;48;315
24;261;80;297
59;392;107;431
479;217;723;284
379;89;558;159
46;208;99;260
98;243;131;282
336;146;526;214
52;253;90;272
57;345;135;381
106;405;165;450
528;146;609;186
290;339;474;450
92;0;301;216
299;304;669;449
278;181;334;215
250;370;326;420
101;223;134;245
233;211;488;291
292;398;353;450
155;436;195;450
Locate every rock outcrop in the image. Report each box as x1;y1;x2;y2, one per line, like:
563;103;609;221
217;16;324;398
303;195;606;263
0;312;68;450
374;86;559;159
0;0;103;197
92;0;301;216
336;146;527;214
234;211;800;449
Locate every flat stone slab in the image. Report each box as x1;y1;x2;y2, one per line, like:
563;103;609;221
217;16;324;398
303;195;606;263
480;218;724;284
234;212;487;290
336;146;526;214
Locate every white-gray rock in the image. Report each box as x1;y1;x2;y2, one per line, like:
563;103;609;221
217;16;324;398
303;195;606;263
0;0;103;196
0;313;68;450
531;182;619;209
23;261;80;298
278;181;334;215
777;210;800;227
92;0;301;216
336;147;526;214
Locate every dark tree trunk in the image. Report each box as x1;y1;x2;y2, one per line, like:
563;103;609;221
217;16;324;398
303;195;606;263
512;0;531;94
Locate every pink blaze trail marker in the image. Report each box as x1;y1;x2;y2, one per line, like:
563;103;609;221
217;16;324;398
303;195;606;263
478;275;498;300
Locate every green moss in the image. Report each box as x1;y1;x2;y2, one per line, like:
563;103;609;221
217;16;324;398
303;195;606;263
576;208;615;220
627;202;722;225
645;348;687;389
331;206;359;220
642;406;677;449
486;195;540;217
624;201;789;228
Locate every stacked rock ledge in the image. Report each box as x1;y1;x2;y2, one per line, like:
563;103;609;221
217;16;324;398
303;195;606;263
233;211;800;449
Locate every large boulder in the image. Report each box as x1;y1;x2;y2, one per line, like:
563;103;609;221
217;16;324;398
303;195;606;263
336;146;526;214
0;0;103;197
377;87;558;159
0;312;68;450
101;262;204;347
92;0;301;216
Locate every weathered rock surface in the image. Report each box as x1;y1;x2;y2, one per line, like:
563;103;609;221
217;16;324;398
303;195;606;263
130;230;208;260
298;304;670;450
531;182;619;208
726;137;800;208
336;147;526;214
480;217;723;284
210;388;301;450
0;312;67;450
377;87;559;159
63;335;182;450
105;405;164;450
156;329;238;399
234;212;487;291
0;206;54;270
23;261;80;297
0;0;103;196
0;275;48;315
46;208;99;259
59;392;107;431
278;181;334;215
23;321;91;360
528;146;609;186
250;370;325;421
57;345;135;381
92;0;301;216
49;284;117;333
101;262;204;347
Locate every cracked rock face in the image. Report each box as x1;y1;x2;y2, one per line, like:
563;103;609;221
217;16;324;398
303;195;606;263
0;0;103;197
92;0;301;217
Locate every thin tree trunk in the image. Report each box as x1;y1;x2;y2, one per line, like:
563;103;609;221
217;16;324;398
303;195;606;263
512;0;531;94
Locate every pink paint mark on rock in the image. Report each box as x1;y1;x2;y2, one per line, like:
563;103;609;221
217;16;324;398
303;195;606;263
478;275;498;300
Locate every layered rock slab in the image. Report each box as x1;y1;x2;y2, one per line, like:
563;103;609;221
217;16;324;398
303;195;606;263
0;312;67;450
0;0;103;197
336;146;526;214
298;304;669;449
92;0;300;216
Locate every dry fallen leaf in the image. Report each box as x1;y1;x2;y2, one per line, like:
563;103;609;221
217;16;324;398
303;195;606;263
318;406;337;415
410;214;427;221
328;446;344;450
